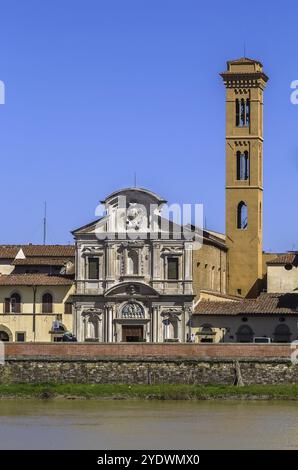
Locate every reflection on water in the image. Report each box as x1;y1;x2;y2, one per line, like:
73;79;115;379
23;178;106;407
0;399;297;449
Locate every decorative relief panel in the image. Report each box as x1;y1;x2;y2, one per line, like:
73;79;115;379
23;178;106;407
121;302;144;319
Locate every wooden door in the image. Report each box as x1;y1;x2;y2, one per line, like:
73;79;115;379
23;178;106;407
122;325;143;342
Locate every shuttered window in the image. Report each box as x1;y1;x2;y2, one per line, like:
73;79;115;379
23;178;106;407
167;258;179;280
4;298;10;313
88;258;99;279
64;302;72;314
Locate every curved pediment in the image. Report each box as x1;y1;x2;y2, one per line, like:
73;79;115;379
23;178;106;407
102;187;166;206
104;281;159;298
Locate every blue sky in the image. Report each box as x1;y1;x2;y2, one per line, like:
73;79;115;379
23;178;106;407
0;0;298;252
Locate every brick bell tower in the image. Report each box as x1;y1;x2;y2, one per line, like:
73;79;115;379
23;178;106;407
220;58;268;298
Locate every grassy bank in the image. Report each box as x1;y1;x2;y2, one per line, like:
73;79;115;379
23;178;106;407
0;383;298;400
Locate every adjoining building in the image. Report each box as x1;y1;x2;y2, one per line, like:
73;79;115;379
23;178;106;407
192;292;298;344
267;253;298;293
192;253;298;343
0;245;75;342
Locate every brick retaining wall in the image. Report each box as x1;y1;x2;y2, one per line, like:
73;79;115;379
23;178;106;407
3;342;293;359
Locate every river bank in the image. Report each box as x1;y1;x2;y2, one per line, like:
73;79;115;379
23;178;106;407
0;383;298;400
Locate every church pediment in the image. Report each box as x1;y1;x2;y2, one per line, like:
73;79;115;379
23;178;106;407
104;281;159;298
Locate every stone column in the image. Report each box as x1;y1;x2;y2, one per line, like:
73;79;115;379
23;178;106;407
184;243;192;280
153;244;160;279
80;313;86;342
108;306;113;342
106;244;114;279
123;246;128;275
153;306;159;342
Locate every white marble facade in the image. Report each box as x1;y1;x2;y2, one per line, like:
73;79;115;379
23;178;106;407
72;188;194;343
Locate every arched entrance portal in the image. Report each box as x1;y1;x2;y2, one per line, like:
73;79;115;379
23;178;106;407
121;302;145;342
0;326;12;342
236;325;254;343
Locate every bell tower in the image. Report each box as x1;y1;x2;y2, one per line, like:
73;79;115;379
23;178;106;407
220;58;268;298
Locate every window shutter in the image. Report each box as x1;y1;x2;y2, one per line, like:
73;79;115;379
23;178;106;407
64;302;72;314
88;258;99;279
167;258;179;280
4;298;10;313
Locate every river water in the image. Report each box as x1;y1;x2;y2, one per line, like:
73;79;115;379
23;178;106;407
0;399;297;449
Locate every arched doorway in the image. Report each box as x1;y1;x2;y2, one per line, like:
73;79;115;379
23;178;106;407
274;324;291;343
236;325;254;343
200;324;214;343
42;293;53;313
0;326;12;342
121;302;145;342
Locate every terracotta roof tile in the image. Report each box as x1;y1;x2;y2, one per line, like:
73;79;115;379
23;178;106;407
267;253;298;266
12;257;72;266
0;245;75;259
194;293;298;316
228;57;263;66
0;274;73;286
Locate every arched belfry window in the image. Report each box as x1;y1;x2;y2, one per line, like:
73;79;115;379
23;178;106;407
237;202;248;229
240;99;245;126
235;99;239;126
236;97;250;127
237;151;249;180
246;99;250;126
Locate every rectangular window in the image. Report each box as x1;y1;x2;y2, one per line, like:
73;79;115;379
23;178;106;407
167;258;179;280
16;332;25;342
88;258;99;279
4;298;10;313
64;302;72;314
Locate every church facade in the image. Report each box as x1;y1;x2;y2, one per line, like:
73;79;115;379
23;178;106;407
71;188;195;343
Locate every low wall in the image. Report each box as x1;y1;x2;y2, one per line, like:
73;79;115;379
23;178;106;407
0;343;297;385
3;342;294;360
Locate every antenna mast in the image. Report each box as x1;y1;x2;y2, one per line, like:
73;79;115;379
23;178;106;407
43;201;47;245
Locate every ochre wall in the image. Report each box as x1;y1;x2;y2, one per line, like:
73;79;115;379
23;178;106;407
0;285;74;342
192;243;227;301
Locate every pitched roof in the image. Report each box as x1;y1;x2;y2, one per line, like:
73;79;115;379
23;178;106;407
228;57;263;66
194;293;298;316
199;289;242;301
267;253;298;266
0;245;75;259
12;257;72;266
0;274;73;286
